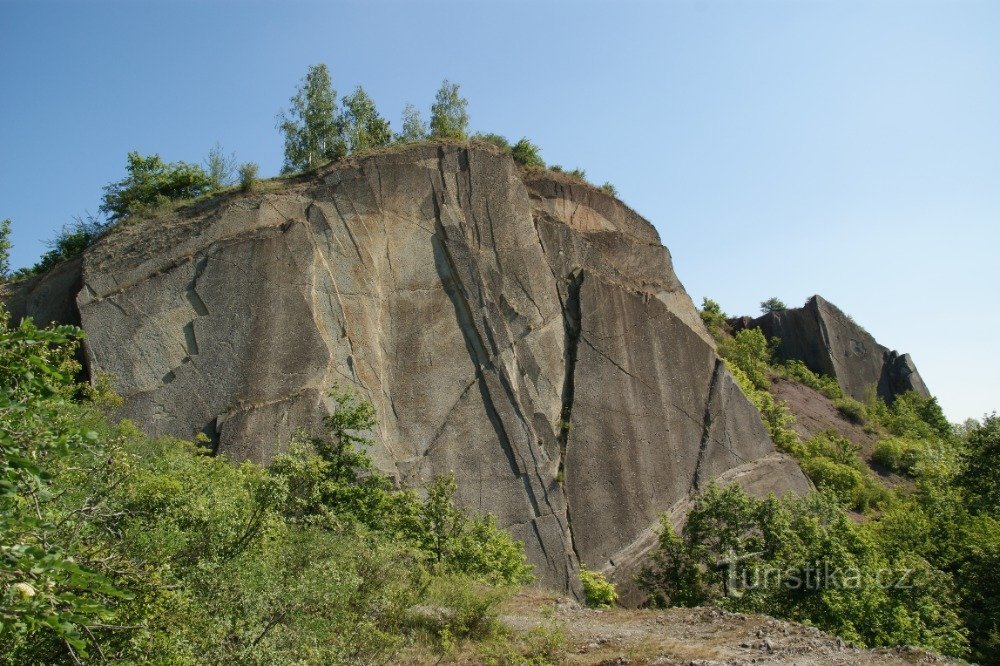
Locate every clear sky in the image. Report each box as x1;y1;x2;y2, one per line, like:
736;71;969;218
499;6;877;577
2;0;997;421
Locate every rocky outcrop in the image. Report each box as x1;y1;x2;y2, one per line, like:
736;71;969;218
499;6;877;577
732;295;930;403
3;142;810;594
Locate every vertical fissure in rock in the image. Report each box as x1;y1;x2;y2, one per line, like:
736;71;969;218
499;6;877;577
557;271;584;563
431;194;544;519
692;358;724;493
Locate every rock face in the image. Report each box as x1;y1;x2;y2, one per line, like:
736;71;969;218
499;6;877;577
3;143;810;594
732;295;930;403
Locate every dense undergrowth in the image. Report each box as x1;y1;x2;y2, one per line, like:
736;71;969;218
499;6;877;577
644;299;1000;662
0;311;550;664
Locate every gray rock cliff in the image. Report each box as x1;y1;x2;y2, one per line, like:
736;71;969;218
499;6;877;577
3;142;810;595
732;295;930;403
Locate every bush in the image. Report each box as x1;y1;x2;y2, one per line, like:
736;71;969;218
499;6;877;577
238;162;259;193
0;313;534;663
638;485;968;656
874;437;924;474
511;138;544;169
473;132;510;150
579;566;617;608
13;214;108;279
397;103;428;142
834;396;868;425
600;181;618;196
777;360;842;399
567;167;586;181
100;151;213;222
699;297;728;339
719;327;773;391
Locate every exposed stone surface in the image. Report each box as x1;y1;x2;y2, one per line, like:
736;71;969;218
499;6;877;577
732;295;930;403
2;142;810;595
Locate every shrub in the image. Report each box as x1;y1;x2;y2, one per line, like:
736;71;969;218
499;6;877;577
777;360;842;399
238;162;259;192
548;164;564;173
579;566;617;608
719;327;773;391
834;396;868;425
511;138;544;169
100;151;213;222
13;214;108;279
699;297;728;339
600;181;618;196
473;132;510;150
567;167;586;181
874;437;924;474
760;297;786;314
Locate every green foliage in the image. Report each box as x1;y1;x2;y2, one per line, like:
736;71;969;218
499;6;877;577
760;297;787;313
579;567;617;608
473;132;510;150
398;103;428;142
794;433;890;512
600;181;618;196
204;142;237;190
277;63;346;173
101;151;213;222
238;162;259;193
959;413;1000;515
639;485;968;656
566;167;586;180
12;214;107;280
340;85;393;153
0;219;10;280
0;312;126;659
873;436;925;475
833;396;868;425
511;138;545;169
0;313;533;662
720;327;772;392
430;79;469;140
699;297;728;339
776;360;842;399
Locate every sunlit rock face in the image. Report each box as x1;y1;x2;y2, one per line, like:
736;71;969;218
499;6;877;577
4;142;810;596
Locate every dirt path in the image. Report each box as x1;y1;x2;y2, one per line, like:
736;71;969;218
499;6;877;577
500;592;962;665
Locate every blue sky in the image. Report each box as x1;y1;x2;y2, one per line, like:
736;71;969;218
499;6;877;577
1;0;997;420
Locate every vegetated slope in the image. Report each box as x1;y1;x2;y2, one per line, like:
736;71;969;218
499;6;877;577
1;140;810;596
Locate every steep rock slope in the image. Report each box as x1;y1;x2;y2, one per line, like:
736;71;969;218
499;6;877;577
4;143;810;593
732;295;930;403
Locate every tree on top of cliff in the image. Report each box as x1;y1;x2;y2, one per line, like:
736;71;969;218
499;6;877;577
340;86;393;153
760;297;787;314
277;63;346;173
430;79;469;140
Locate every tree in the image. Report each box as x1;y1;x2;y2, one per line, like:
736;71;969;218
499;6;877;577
397;103;427;142
699;297;728;338
340;86;392;153
0;219;11;281
277;64;345;173
430;80;469;139
760;297;787;314
204;142;237;190
100;152;212;222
